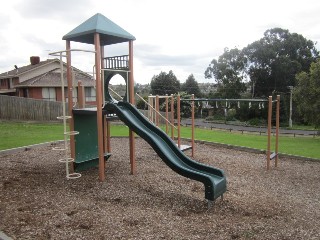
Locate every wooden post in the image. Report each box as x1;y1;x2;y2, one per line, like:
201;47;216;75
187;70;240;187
66;41;75;173
148;95;152;121
275;95;280;167
267;96;272;170
191;94;195;157
156;95;159;126
94;33;105;181
171;94;174;140
165;95;169;134
177;94;181;148
77;81;85;108
101;46;111;154
129;40;136;175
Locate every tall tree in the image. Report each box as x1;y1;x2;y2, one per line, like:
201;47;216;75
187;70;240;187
294;59;320;128
150;70;180;95
243;28;319;97
205;47;247;98
205;28;319;99
181;74;202;97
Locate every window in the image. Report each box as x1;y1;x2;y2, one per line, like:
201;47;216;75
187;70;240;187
0;79;8;89
85;87;96;102
42;87;56;101
65;88;78;103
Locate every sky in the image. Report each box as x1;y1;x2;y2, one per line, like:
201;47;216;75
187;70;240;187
1;0;320;85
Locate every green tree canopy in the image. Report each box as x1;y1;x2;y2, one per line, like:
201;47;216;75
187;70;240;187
294;59;320;128
243;28;318;97
205;28;319;98
150;70;180;95
181;74;202;97
205;47;247;98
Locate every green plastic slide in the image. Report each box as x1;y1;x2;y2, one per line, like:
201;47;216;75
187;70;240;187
106;101;227;201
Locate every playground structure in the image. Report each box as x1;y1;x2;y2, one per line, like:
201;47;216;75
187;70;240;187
146;94;280;170
52;13;226;202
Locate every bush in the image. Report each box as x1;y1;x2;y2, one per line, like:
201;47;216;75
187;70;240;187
248;118;266;126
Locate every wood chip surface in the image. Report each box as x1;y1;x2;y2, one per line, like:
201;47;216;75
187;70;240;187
0;138;319;239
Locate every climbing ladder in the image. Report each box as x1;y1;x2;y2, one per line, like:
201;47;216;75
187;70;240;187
50;50;81;179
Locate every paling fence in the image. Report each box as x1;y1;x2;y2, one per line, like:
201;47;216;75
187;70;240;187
0;95;65;121
0;95;166;123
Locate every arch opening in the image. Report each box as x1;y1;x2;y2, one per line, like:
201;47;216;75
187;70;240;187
104;71;129;103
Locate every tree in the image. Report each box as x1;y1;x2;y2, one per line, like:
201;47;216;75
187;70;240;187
205;28;319;124
181;74;202;97
243;28;318;97
150;70;180;95
205;28;319;99
205;47;247;98
294;59;320;128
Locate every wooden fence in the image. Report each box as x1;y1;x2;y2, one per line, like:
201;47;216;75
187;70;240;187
0;95;65;121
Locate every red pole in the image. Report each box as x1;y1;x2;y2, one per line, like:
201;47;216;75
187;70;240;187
129;40;136;175
171;94;174;140
177;94;181;148
156;95;159;126
165;95;169;134
94;33;105;181
66;41;75;173
191;94;195;157
148;95;152;122
77;81;85;108
267;96;272;170
101;46;111;154
275;95;280;167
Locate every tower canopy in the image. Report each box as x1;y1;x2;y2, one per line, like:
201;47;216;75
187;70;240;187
63;13;135;45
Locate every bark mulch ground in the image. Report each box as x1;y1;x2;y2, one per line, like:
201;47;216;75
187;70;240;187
1;138;319;239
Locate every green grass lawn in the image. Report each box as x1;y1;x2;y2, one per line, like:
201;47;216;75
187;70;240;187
0;121;64;150
1;121;319;160
179;127;320;159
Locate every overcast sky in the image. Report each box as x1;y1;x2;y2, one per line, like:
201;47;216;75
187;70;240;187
1;0;320;84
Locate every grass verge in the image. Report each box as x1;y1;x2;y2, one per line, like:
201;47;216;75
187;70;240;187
0;121;319;160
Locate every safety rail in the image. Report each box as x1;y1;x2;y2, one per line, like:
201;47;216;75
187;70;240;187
104;55;129;69
136;93;177;130
108;87;123;101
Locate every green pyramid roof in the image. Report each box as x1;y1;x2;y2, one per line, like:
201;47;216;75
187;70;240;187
62;13;135;45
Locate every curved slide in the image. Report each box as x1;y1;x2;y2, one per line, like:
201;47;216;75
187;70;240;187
106;101;227;201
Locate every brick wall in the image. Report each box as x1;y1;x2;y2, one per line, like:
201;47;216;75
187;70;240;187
28;88;42;99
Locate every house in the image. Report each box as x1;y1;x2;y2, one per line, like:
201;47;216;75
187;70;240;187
0;56;96;104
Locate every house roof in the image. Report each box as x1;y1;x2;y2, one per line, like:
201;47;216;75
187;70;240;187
0;59;58;79
62;13;135;45
15;68;95;88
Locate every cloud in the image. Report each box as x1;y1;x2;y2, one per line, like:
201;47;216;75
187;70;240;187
15;0;93;23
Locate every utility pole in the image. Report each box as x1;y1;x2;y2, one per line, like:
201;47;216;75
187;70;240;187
288;86;293;128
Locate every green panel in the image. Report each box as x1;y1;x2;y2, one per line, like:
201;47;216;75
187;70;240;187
73;109;100;171
74;153;111;172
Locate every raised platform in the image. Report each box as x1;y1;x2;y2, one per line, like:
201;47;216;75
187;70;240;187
179;144;192;152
